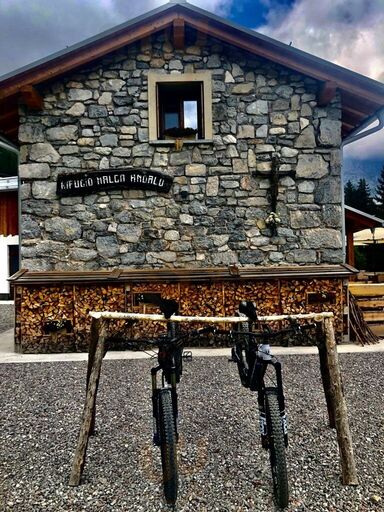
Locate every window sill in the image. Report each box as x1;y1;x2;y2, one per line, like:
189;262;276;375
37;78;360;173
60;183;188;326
149;139;214;146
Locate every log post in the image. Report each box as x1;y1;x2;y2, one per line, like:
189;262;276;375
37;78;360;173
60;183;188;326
69;319;107;486
316;322;336;428
323;317;358;485
86;317;100;435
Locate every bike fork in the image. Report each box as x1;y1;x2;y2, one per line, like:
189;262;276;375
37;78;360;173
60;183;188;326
151;366;161;446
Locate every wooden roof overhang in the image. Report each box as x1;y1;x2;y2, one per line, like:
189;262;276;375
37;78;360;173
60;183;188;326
345;206;384;234
1;2;384;145
9;264;356;286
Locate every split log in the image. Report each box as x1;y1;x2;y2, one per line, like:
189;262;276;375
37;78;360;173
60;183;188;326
323;317;358;485
69;319;106;486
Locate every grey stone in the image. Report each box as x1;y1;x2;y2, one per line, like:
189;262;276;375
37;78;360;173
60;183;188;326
314;178;341;204
290;210;321;228
69;248;98;261
224;71;235;83
29;143;60;163
100;134;118;147
292;249;317;263
276;85;294;98
45;217;82;241
117;224;142;242
121;252;146;265
296;154;329;179
65;102;86;116
101;79;125;92
32;181;57;200
19;163;50;179
46;125;78;141
206;176;219;197
169;59;183;70
298;181;315;193
295;126;316;148
88;105;108;118
186;164;206;176
21;215;41;238
19;124;44;143
232;83;255;95
302;228;342;249
246;100;268;115
280;147;298;158
96;235;120;257
132;143;154;157
237;125;255;138
239;249;264;264
68;89;92;101
170;151;191;166
319;119;341;146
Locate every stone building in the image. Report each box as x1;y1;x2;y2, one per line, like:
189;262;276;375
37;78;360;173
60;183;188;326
0;2;383;352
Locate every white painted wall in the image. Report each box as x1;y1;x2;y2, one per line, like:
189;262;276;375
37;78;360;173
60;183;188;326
0;235;19;295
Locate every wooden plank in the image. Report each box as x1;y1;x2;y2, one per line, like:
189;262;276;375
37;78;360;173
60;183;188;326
356;300;384;309
349;284;384;296
173;18;185;50
363;312;384;323
69;320;106;486
323;318;358;485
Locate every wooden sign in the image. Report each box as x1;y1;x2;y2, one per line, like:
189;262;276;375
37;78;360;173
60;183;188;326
56;169;173;196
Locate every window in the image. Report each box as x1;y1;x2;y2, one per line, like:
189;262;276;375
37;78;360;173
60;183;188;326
148;72;212;142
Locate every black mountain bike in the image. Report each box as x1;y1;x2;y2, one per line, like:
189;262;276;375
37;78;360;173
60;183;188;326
140;296;214;506
230;301;313;509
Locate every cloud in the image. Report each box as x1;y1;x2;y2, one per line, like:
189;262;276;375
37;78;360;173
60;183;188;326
344;123;384;160
0;0;233;77
257;0;384;81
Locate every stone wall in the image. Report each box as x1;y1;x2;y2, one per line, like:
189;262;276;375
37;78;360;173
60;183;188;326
19;30;343;270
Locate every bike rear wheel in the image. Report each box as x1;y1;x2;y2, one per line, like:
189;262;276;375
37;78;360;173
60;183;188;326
159;389;178;505
265;389;288;508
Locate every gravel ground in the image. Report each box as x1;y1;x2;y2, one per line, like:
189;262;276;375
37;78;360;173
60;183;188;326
0;353;383;512
0;304;14;333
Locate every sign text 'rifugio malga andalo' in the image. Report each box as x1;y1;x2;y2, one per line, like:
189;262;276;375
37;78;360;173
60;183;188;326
56;169;173;197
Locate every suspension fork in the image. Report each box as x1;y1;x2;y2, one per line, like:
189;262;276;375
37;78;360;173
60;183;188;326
273;360;288;446
151;366;161;445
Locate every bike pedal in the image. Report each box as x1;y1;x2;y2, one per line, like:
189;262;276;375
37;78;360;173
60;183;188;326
182;350;192;361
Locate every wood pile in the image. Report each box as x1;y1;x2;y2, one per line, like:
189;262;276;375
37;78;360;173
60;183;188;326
15;278;346;352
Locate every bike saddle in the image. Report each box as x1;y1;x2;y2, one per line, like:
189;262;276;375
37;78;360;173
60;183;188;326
238;300;258;322
158;298;179;319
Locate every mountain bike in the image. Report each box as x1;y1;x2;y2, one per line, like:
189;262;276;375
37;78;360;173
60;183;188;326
230;301;314;509
138;296;214;506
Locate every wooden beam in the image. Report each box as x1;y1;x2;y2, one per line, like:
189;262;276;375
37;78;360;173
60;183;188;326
318;81;337;106
323;318;358;485
346;228;355;267
69;318;107;486
173;18;185;50
20;86;43;110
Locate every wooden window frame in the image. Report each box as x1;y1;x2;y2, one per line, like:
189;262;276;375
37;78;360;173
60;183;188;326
148;72;212;142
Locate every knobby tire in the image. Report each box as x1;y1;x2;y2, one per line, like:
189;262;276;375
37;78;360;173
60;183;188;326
265;390;289;508
159;389;178;505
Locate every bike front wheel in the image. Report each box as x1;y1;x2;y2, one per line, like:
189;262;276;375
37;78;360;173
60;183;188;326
159;389;178;505
265;389;289;508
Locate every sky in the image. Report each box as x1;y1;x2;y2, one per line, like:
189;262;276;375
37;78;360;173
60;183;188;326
0;0;383;171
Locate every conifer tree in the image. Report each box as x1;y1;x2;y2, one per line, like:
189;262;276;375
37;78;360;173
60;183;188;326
375;166;384;218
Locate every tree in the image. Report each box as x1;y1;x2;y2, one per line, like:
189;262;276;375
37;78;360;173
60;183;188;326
344;180;356;207
374;166;384;219
355;179;375;215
